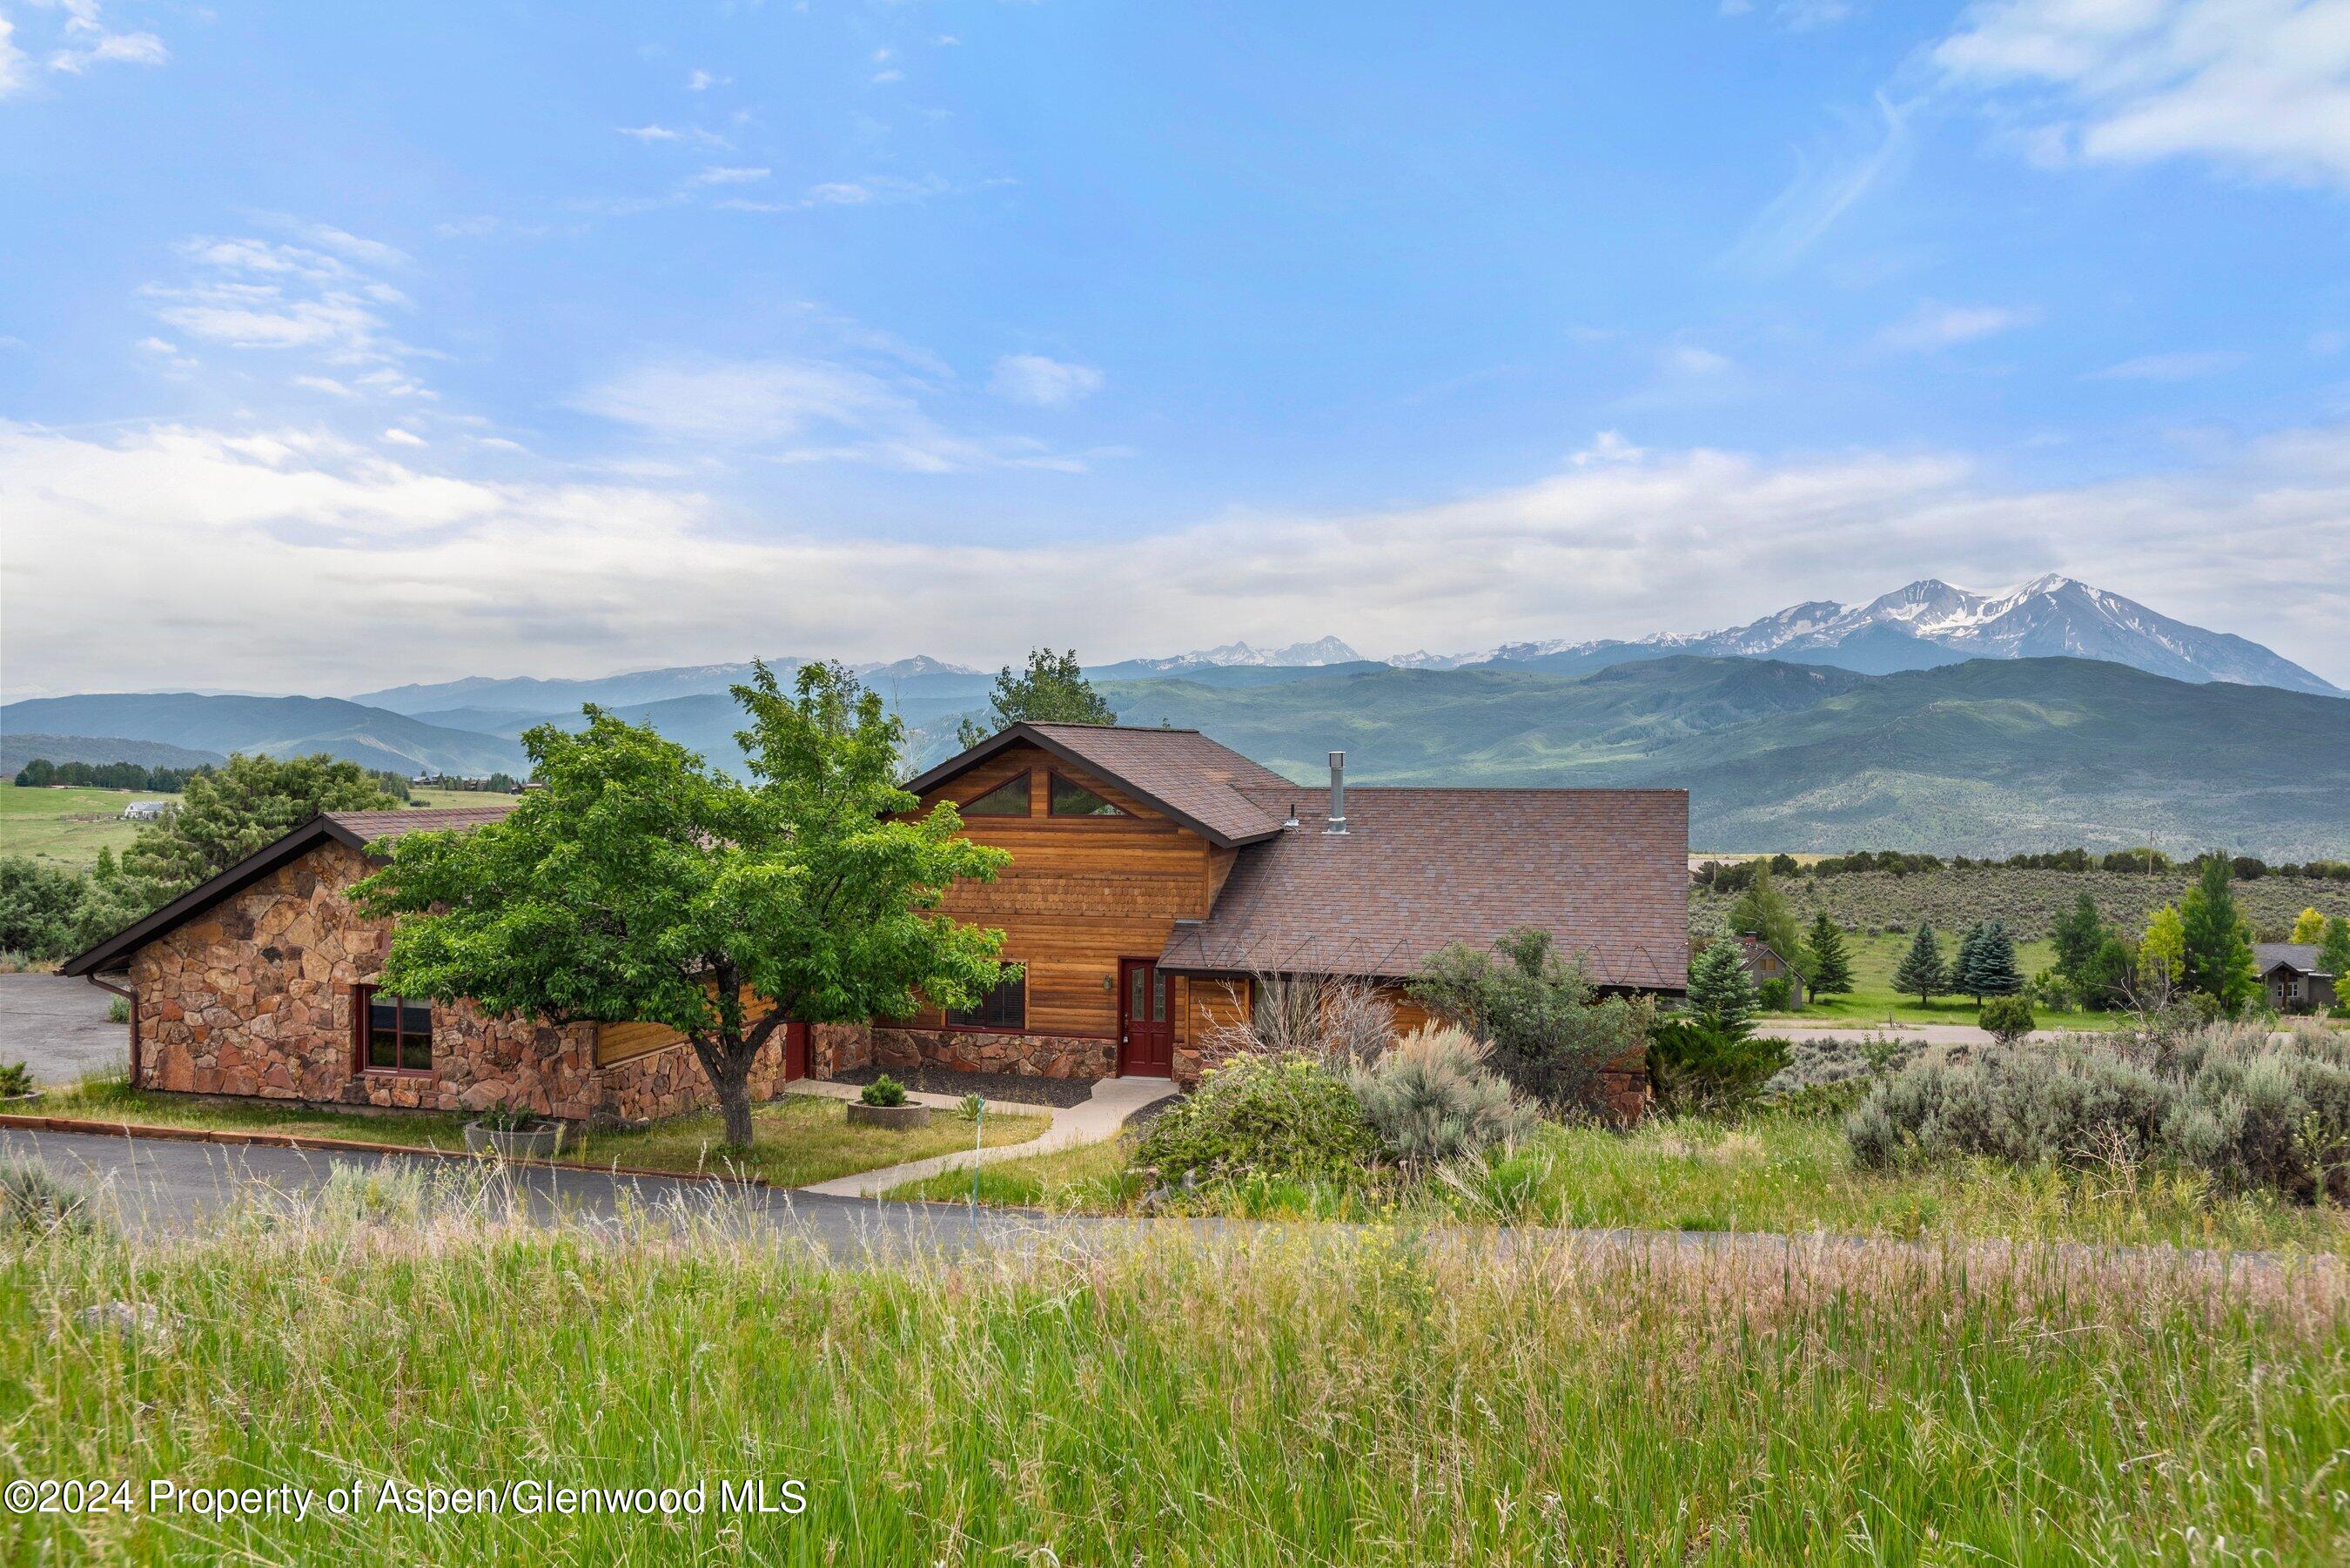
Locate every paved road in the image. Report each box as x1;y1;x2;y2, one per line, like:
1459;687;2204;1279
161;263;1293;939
0;1126;1104;1257
0;972;128;1086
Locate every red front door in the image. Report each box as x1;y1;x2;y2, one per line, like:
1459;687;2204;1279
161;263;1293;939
782;1021;808;1082
1118;958;1173;1076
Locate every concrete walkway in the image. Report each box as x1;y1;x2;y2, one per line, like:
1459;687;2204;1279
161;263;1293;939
798;1074;1180;1197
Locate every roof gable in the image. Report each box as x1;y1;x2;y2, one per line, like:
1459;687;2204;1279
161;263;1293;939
905;723;1292;847
61;804;514;976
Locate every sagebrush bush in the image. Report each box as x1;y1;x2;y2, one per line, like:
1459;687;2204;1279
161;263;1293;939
0;1158;97;1237
1346;1025;1536;1168
1135;1054;1380;1183
1847;1020;2350;1203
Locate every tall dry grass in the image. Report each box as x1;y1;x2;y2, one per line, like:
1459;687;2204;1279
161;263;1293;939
2;1161;2346;1562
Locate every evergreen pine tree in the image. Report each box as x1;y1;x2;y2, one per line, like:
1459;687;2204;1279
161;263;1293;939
2051;892;2105;985
1686;938;1757;1036
2179;856;2258;1015
2317;916;2350;994
1953;921;1991;1001
1892;924;1946;1005
1803;911;1853;995
1969;920;2024;999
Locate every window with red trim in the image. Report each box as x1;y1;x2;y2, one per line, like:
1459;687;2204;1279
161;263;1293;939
352;983;434;1073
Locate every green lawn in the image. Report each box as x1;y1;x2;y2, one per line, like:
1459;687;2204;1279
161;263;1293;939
1760;930;2128;1029
3;1191;2344;1561
0;783;183;871
889;1108;2350;1253
24;1079;1046;1189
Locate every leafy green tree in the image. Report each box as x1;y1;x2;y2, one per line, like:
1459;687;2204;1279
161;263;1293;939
1803;911;1853;996
355;662;1013;1149
1978;994;2035;1043
2179;856;2258;1015
957;647;1117;748
1725;864;1806;981
0;857;89;960
1686;938;1758;1036
2139;906;2186;1002
118;753;398;905
1964;920;2024;1001
1407;928;1653;1113
12;760;56;787
2320;916;2350;988
1893;924;1947;1005
2291;907;2328;945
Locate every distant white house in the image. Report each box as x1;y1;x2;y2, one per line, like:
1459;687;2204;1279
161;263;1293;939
120;801;169;821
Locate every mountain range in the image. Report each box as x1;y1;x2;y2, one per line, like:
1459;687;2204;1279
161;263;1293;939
5;576;2342;855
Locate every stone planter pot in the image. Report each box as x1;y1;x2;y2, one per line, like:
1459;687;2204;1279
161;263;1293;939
464;1119;566;1159
845;1102;931;1131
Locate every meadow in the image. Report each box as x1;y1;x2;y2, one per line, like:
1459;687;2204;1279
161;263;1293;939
889;1104;2350;1254
1691;863;2350;944
0;783;496;872
1764;930;2128;1028
3;1167;2345;1564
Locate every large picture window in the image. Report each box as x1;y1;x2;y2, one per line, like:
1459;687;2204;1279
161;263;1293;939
354;984;433;1073
1049;774;1126;817
960;774;1030;816
946;969;1026;1030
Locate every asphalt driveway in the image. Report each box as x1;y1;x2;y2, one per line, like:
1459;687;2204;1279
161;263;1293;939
0;972;128;1086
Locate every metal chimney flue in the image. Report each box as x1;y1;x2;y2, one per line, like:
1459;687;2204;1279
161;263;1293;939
1324;751;1348;834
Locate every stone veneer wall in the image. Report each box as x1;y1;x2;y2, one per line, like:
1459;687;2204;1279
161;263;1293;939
124;838;871;1122
871;1026;1114;1080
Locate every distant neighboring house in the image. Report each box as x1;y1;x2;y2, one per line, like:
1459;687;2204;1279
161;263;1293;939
2253;943;2338;1013
120;801;168;821
1695;933;1807;1008
63;722;1689;1122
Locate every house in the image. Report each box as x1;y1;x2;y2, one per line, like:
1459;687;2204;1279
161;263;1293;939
2253;943;2339;1013
120;801;168;821
63;722;1689;1122
1738;934;1806;1008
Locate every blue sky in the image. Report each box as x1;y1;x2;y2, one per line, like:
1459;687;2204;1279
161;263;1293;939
5;0;2349;696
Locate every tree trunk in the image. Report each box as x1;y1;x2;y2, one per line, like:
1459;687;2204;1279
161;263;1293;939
691;1032;757;1149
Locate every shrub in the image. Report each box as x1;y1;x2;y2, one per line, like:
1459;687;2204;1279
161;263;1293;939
1408;928;1652;1114
1648;1020;1791;1116
1979;995;2035;1043
105;997;130;1024
1346;1025;1536;1169
860;1075;909;1108
1136;1055;1379;1183
0;1158;96;1237
0;1061;31;1097
1756;976;1792;1011
1231;974;1393;1069
1846;1021;2350;1203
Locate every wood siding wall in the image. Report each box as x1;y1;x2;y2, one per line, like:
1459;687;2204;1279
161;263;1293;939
920;743;1225;1047
593;987;775;1067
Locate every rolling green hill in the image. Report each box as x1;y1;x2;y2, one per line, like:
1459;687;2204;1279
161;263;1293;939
0;694;527;778
1091;656;2350;858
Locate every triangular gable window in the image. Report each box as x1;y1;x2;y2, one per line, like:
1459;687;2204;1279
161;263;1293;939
961;774;1031;817
1050;774;1127;817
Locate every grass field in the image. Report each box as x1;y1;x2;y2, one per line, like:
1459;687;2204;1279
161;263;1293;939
3;1181;2344;1563
0;783;183;870
0;783;503;872
887;1107;2350;1253
28;1079;1045;1189
1760;930;2128;1029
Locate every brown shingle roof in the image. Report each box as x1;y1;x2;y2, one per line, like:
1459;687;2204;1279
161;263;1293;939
905;723;1292;846
1158;787;1689;990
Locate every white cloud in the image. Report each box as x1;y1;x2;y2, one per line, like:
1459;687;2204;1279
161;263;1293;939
618;124;681;141
7;417;2346;697
686;69;723;91
2087;349;2249;380
0;18;28;97
40;0;164;76
872;69;904;84
134;335;176;354
1877;301;2037;351
293;375;358;398
988;354;1105;408
1727;93;1913;271
380;427;426;446
1937;0;2350;191
686;165;770;186
802;174;950;207
1662;345;1734;377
